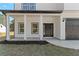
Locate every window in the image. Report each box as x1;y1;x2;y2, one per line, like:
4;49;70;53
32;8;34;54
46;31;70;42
18;22;24;34
21;3;36;10
31;22;39;34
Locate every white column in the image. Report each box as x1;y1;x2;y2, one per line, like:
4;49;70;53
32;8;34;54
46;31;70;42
24;15;27;40
40;15;43;40
60;16;65;40
6;15;10;40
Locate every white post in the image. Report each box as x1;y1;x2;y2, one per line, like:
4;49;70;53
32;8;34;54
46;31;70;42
24;15;27;40
60;16;65;40
6;15;10;40
40;15;43;40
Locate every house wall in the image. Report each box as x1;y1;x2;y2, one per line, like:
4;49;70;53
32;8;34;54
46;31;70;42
15;3;21;10
36;3;64;10
62;11;79;17
54;16;61;39
26;15;40;37
42;16;60;39
15;3;79;11
60;10;79;40
13;14;61;39
14;15;24;38
13;11;79;40
64;3;79;10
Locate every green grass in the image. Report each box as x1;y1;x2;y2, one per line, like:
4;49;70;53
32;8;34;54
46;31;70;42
1;32;79;56
0;43;78;56
0;15;3;24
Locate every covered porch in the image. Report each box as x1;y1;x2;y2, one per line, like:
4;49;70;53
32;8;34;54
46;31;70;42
2;10;64;41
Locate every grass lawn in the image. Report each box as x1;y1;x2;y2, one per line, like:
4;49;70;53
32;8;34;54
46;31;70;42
1;32;79;56
0;41;79;56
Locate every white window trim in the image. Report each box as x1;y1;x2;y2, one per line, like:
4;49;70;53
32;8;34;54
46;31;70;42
31;22;39;34
18;22;24;34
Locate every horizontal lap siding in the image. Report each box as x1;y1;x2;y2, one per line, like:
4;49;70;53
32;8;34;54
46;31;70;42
15;15;24;38
26;15;40;37
14;15;61;39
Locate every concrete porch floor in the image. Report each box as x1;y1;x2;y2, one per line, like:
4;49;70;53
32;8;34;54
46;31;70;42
46;39;79;49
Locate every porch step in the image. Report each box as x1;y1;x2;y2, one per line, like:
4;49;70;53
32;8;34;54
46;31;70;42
43;37;56;40
7;37;41;41
5;37;56;41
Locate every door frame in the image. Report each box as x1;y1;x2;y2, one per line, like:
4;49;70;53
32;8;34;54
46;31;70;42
43;23;54;37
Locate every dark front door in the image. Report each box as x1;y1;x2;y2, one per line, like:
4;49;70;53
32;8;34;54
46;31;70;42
43;23;53;37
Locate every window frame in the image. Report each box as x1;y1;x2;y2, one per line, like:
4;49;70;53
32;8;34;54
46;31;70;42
18;22;24;34
21;3;36;10
31;22;39;34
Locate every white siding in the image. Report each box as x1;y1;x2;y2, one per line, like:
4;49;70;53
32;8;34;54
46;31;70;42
15;3;21;10
14;15;61;39
64;3;79;10
26;15;40;37
14;15;24;38
42;16;60;39
36;3;64;11
62;11;79;17
54;16;61;39
15;3;79;11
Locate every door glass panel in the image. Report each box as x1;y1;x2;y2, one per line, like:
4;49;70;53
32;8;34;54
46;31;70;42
43;23;53;37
